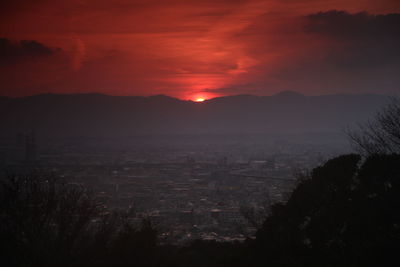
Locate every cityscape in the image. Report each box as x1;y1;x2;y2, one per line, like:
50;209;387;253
1;132;349;243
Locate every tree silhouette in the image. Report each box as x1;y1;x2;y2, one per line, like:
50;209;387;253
348;97;400;155
0;170;99;266
0;170;160;267
252;154;400;267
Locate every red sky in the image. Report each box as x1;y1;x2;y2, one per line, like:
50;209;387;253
1;0;399;100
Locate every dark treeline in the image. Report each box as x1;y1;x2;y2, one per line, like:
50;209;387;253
0;170;160;267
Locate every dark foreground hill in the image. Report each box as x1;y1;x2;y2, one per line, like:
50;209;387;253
0;91;388;137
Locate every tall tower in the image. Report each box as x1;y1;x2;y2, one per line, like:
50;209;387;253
25;130;37;164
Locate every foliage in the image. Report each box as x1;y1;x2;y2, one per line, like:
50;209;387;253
253;154;400;267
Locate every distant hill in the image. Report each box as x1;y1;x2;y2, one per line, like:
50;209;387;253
0;92;389;137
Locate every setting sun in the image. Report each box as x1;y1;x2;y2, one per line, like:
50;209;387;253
195;98;205;102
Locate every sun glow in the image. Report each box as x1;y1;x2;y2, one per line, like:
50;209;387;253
189;92;215;102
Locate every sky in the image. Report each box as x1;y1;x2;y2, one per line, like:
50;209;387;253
1;0;399;100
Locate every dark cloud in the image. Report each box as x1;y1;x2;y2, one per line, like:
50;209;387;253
306;10;400;40
304;11;400;67
230;10;400;95
0;38;60;66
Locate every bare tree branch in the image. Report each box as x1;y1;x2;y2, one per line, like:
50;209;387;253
347;97;400;155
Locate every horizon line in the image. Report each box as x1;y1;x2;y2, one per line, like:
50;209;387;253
0;90;391;101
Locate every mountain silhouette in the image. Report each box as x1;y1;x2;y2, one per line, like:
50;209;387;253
0;92;388;137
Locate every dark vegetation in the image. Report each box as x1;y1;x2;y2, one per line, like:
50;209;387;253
252;154;400;267
348;97;400;154
0;171;159;267
1;99;400;266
